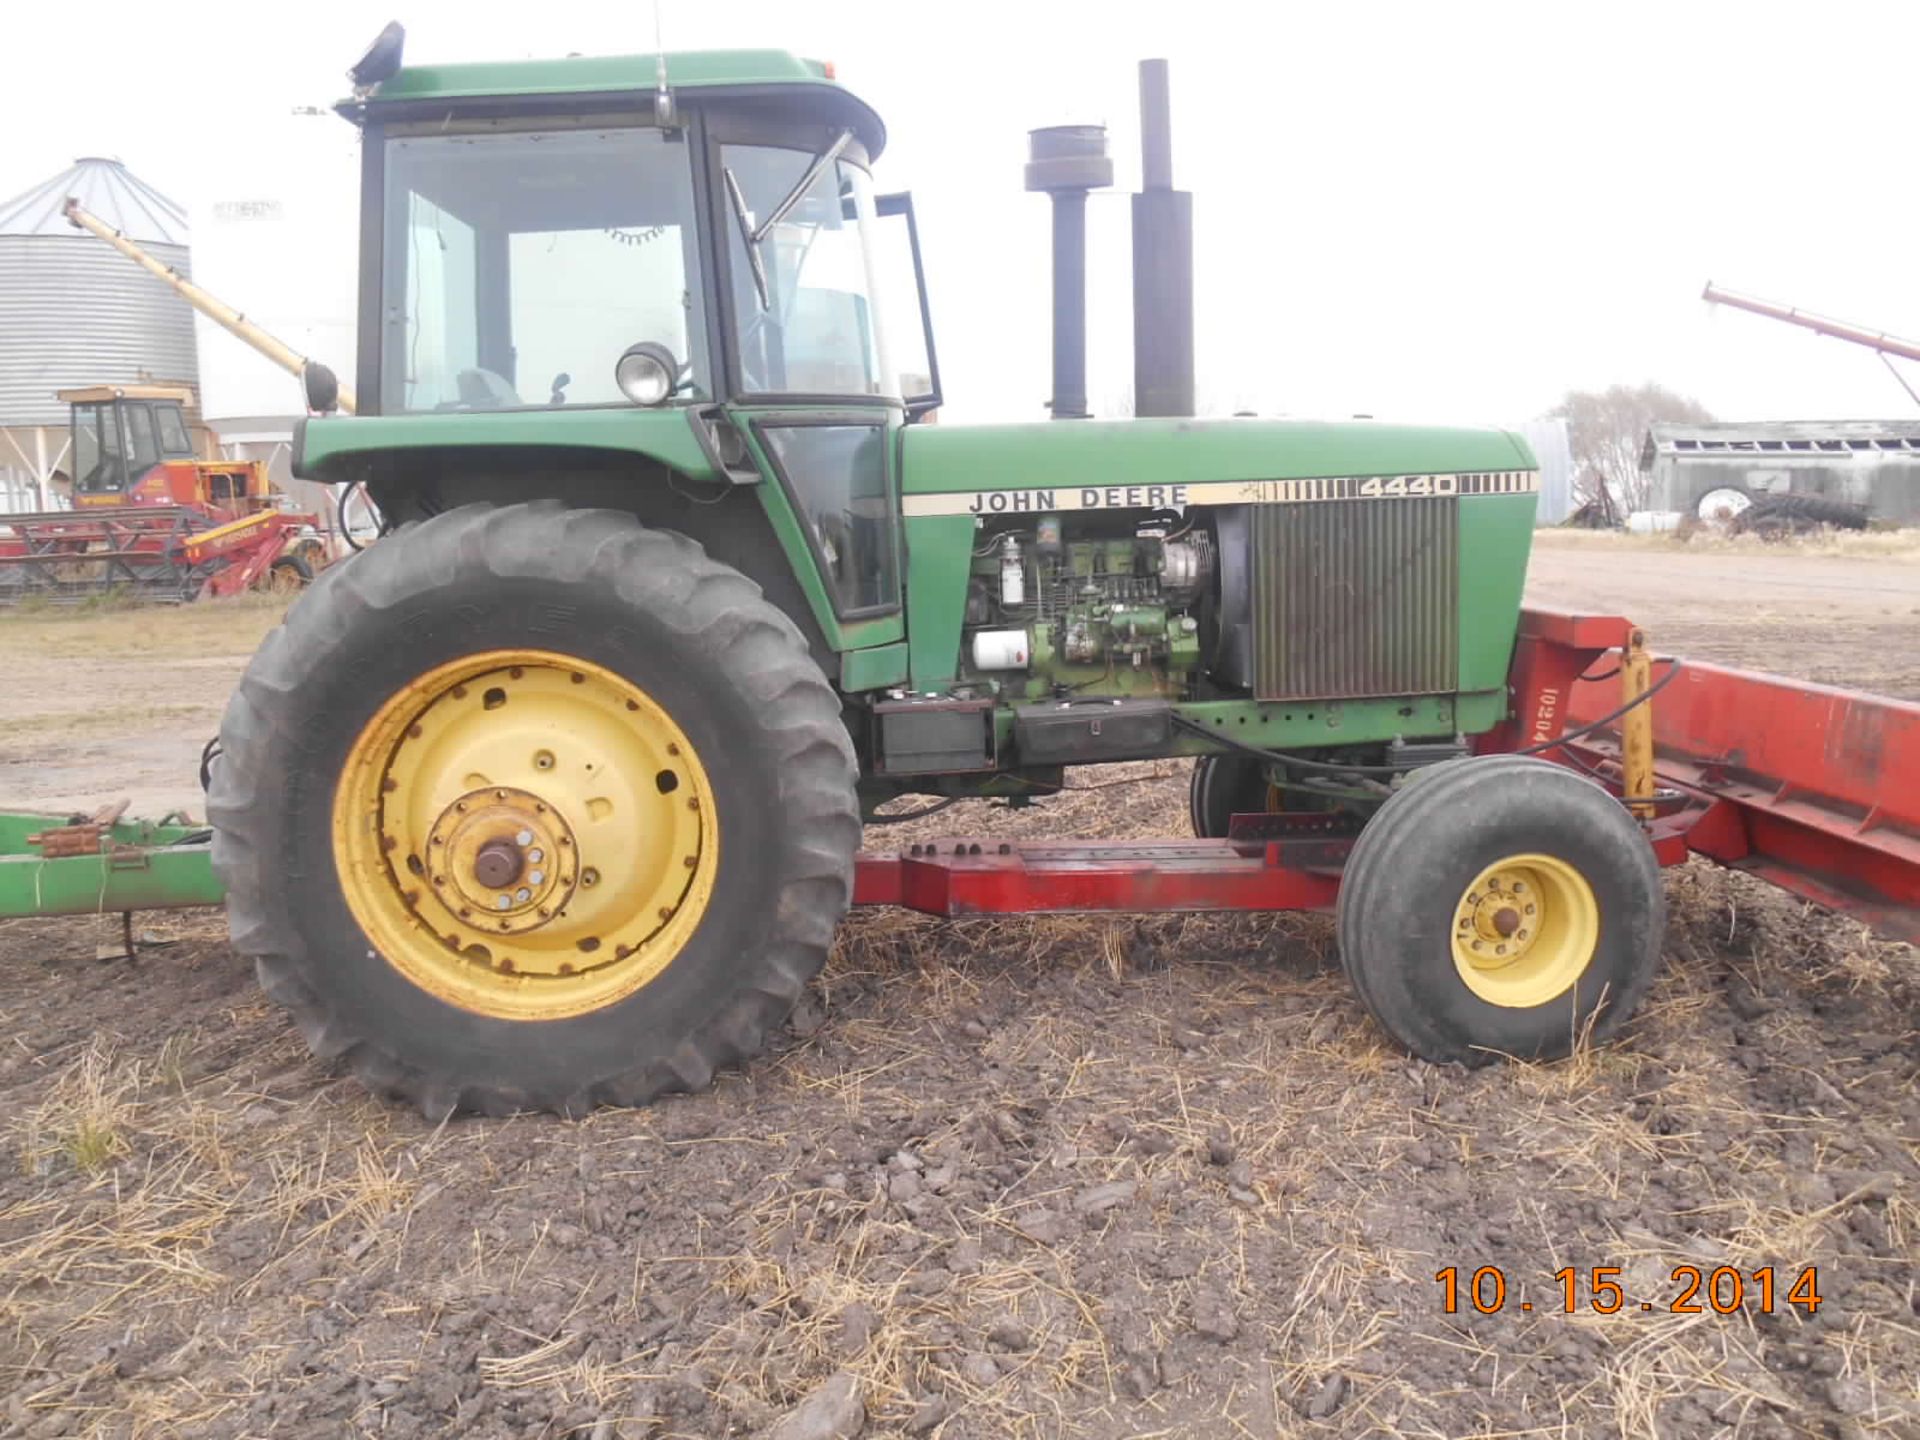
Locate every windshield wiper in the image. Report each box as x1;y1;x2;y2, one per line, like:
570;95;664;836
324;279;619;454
722;167;771;310
752;130;853;243
722;129;856;312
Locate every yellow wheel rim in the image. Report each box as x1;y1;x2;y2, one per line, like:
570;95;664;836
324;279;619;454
1450;853;1598;1008
332;649;718;1021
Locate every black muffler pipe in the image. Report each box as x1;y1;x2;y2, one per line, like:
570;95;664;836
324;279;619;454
1026;125;1112;419
1132;59;1195;418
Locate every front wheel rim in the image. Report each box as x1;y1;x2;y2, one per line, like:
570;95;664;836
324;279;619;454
332;649;719;1021
1450;852;1599;1008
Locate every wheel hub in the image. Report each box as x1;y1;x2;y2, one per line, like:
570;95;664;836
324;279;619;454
426;788;577;936
1456;871;1539;965
332;650;719;1020
1450;854;1599;1008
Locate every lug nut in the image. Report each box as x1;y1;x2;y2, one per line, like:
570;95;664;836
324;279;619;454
516;829;534;845
529;848;544;863
530;869;545;885
495;895;511;911
515;887;532;903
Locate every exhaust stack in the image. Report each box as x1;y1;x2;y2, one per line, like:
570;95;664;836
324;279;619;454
1131;59;1195;418
1026;125;1112;419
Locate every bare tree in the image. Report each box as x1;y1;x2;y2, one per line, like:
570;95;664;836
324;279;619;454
1547;383;1713;514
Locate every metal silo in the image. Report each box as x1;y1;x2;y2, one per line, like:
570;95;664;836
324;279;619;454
0;159;200;505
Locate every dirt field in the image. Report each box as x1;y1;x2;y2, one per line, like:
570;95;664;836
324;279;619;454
1528;531;1920;702
0;538;1914;1439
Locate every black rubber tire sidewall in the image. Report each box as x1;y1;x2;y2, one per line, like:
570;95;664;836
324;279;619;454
1189;755;1268;838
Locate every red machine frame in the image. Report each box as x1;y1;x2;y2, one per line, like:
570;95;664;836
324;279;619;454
0;505;317;601
851;608;1920;945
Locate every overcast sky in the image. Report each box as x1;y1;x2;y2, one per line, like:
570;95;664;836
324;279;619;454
8;0;1920;427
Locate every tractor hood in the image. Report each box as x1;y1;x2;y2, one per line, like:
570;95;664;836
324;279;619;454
901;418;1535;511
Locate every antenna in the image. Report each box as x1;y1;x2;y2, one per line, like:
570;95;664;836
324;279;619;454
652;0;676;126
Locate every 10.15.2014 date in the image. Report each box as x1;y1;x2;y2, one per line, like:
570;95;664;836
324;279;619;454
1436;1266;1823;1316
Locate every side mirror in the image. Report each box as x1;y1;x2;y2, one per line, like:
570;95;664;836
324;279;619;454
302;362;341;416
549;372;572;407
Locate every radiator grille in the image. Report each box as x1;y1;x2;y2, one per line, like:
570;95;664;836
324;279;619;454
1251;499;1459;700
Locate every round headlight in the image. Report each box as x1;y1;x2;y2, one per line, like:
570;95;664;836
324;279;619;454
615;343;678;407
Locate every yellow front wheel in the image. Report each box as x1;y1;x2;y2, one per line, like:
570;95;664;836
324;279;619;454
1336;755;1664;1064
209;505;860;1118
1450;854;1600;1009
264;554;313;594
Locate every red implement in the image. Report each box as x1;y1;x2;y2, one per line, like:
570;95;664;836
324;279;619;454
853;837;1342;917
854;607;1920;944
1559;648;1920;944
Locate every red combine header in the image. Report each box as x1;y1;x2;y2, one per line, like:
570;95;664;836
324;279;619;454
0;385;323;601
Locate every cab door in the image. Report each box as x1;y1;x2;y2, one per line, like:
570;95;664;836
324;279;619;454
710;125;907;660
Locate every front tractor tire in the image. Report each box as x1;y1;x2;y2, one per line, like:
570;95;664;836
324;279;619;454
209;502;860;1117
1335;755;1664;1065
1188;755;1273;839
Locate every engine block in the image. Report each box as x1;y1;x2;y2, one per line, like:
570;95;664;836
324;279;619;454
961;513;1212;694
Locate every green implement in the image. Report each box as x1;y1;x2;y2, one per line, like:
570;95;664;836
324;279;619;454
0;812;221;920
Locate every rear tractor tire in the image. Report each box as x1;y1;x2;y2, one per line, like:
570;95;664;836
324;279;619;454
209;502;860;1117
1335;755;1663;1065
1732;493;1870;536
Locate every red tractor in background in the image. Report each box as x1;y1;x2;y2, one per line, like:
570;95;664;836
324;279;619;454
0;385;325;602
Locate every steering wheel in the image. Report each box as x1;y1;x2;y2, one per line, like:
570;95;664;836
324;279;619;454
454;368;522;410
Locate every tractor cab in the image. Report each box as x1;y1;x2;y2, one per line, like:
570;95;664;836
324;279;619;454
62;385;197;504
313;49;941;650
350;57;937;418
60;385;269;518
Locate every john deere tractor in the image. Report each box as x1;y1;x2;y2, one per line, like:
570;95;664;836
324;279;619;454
210;33;1663;1116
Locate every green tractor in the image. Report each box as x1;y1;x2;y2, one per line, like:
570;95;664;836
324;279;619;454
211;34;1663;1116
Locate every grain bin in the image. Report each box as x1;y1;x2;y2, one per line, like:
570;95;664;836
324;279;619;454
0;159;200;430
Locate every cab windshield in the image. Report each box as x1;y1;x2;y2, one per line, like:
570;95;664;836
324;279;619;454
722;144;894;398
381;125;709;412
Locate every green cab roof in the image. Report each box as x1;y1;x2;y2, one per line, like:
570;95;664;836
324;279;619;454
354;48;885;156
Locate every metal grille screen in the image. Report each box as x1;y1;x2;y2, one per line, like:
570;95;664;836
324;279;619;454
1250;499;1459;700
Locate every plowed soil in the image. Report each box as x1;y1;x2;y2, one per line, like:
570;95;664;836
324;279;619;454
0;537;1913;1440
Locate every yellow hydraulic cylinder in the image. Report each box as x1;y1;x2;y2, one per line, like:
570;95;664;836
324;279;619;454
1620;628;1656;820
